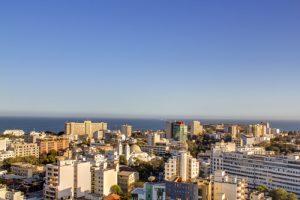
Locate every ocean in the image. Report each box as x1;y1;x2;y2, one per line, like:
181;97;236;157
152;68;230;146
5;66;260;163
0;117;300;133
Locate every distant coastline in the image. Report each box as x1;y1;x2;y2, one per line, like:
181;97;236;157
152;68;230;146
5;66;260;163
0;116;299;132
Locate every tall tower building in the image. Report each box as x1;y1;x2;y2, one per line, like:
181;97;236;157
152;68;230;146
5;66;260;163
172;122;188;143
164;150;199;182
190;121;203;136
229;125;238;139
121;124;132;138
165;121;173;139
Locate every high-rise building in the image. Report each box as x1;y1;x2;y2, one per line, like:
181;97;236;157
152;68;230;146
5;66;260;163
91;162;118;197
147;132;161;145
65;121;107;138
248;123;267;137
229;125;238;139
190;121;203;136
213;170;248;200
164;150;199;182
165;121;172;139
172;122;188;142
44;160;91;199
121;124;132;138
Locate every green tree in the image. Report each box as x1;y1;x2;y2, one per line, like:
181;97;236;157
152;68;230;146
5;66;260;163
269;188;298;200
133;181;144;188
257;185;268;193
110;185;123;195
119;155;127;165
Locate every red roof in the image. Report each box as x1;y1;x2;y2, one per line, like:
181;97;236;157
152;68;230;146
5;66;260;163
104;194;121;200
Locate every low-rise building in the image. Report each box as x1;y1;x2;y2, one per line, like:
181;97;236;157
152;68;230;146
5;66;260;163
3;130;25;137
11;162;44;178
0;184;24;200
0;151;14;161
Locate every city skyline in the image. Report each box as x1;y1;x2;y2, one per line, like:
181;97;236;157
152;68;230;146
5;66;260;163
1;1;300;119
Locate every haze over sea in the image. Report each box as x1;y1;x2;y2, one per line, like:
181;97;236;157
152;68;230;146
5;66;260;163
0;117;300;133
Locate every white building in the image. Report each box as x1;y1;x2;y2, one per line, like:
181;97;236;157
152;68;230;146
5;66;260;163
44;159;91;199
213;170;247;200
0;151;14;161
3;130;25;137
164;150;199;182
0;184;24;200
211;143;300;197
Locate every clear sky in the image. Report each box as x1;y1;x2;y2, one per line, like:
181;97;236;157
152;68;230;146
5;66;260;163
0;1;300;119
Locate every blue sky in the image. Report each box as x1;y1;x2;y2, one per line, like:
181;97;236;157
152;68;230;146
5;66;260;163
0;1;300;119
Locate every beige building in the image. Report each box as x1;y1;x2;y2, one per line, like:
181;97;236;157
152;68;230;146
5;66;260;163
44;160;91;199
229;125;238;139
164;150;199;182
0;151;14;161
0;185;24;200
11;162;44;178
121;124;132;138
13;143;39;158
65;121;107;138
91;162;118;197
118;171;139;193
198;179;212;200
213;170;247;200
190;121;203;136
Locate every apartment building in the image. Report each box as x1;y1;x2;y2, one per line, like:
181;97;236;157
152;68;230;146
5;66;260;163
37;137;69;155
118;171;139;193
164;150;199;182
140;144;169;156
13;143;39;158
211;142;300;197
65;121;107;138
121;124;132;138
213;170;247;200
44;160;91;199
0;150;14;161
91;162;118;197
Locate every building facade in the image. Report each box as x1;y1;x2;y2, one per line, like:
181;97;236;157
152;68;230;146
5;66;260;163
164;150;199;182
38;137;69;155
65;121;107;138
118;171;139;193
121;124;132;138
211;143;300;197
13;143;39;158
44;160;91;199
